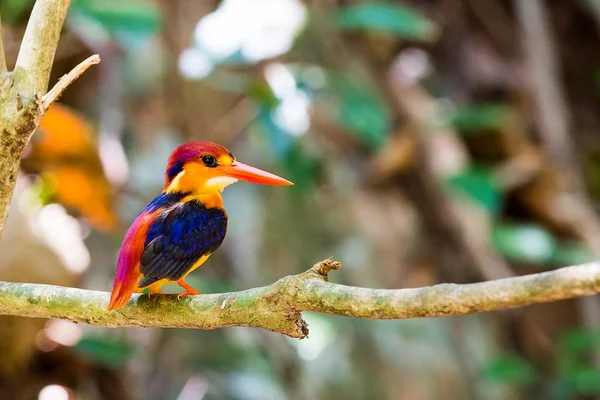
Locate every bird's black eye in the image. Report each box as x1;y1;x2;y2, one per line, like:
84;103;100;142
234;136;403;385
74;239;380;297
201;154;218;167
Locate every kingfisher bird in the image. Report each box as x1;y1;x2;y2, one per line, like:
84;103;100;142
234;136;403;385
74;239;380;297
108;141;292;310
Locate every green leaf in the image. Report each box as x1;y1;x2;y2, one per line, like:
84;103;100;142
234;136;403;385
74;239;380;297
446;167;502;214
336;3;438;41
482;354;537;386
492;223;556;264
329;73;390;149
72;0;161;35
74;336;135;368
450;104;515;133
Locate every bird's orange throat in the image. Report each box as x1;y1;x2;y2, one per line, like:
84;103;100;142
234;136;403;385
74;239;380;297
164;163;238;209
181;192;224;209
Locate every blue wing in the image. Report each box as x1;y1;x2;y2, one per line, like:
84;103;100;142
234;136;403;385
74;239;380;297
138;199;227;288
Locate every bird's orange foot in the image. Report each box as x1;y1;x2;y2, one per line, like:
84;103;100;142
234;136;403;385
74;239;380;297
176;279;200;300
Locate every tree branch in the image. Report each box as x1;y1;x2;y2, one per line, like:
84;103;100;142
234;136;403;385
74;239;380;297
0;259;599;338
0;0;98;239
14;0;71;97
42;54;100;110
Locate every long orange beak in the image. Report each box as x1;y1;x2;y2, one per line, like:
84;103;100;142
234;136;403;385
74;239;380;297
222;161;293;186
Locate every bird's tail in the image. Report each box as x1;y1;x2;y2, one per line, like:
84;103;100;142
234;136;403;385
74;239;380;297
108;211;152;310
108;255;141;311
108;278;137;311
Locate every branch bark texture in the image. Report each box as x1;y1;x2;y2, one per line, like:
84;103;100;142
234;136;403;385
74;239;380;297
13;0;71;97
0;259;599;339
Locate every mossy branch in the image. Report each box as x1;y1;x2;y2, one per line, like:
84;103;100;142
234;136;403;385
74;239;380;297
0;259;599;338
0;0;99;238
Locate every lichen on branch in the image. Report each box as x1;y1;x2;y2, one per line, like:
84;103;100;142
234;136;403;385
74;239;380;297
0;259;598;338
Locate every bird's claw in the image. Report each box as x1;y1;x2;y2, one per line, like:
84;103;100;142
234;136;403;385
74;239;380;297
176;278;200;300
177;290;200;300
147;291;162;299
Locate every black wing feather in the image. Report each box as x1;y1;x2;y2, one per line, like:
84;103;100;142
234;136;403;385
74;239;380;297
138;201;227;287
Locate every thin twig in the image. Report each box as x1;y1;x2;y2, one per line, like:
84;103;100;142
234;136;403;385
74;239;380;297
0;259;599;338
42;54;100;111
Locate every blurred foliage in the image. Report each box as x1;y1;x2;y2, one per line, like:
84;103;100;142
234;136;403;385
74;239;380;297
247;81;280;110
492;224;596;267
71;0;161;35
279;143;322;189
450;104;516;134
0;0;34;24
554;329;600;399
74;336;136;368
492;223;557;265
550;243;595;267
447;166;502;214
481;329;600;399
482;354;537;387
329;71;391;149
336;2;438;41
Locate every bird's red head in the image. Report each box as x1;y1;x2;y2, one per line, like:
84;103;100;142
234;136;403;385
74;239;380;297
164;141;293;193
